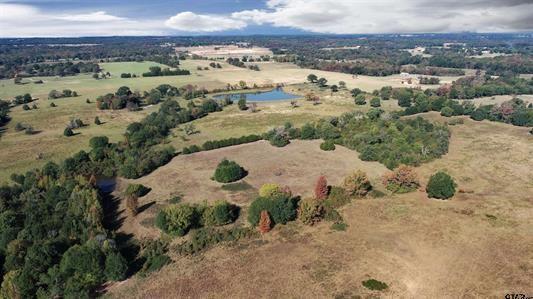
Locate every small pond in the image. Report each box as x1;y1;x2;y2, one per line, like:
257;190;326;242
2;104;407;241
213;88;300;102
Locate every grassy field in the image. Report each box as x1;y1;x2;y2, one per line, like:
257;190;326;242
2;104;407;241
0;61;410;183
106;114;533;298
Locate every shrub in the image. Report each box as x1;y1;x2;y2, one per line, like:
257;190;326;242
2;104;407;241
269;133;290;147
24;126;34;135
314;176;328;200
343;170;372;197
298;198;324;225
440;106;454;117
354;94;366;105
362;279;388;291
155;204;197;236
50;102;57;107
22;104;30;111
324;186;350;208
63;127;74;137
14;122;25;131
331;222;347;231
125;183;150;197
426;171;456;199
258;210;272;233
139;240;170;276
104;252;128;281
237;97;247;110
201;200;238;227
213;159;245;183
370;97;381;107
320;140;335;151
247;194;298;226
175;227;257;255
300;123;317;139
94;116;102;125
382;165;420;193
259;183;282;198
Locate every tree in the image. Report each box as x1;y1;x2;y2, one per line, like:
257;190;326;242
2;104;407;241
63;127;74;137
382;165;419;193
343;170;372;197
258;210;271;233
370;97;381;107
317;77;328;87
354;94;366;105
440;106;454;117
259;183;282;198
426;171;456;199
338;81;346;89
330;85;338;92
238;95;247;110
307;74;318;83
298;198;324;225
94;116;102;125
213;159;245;183
239;80;247;89
351;88;363;97
314;175;328;200
104;252;128;281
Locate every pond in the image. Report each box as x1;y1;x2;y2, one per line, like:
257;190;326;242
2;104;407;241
213;88;300;102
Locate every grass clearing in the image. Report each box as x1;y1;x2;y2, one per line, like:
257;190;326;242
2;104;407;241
107;114;533;298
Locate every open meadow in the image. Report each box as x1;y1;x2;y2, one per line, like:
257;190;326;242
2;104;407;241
107;113;533;298
0;60;421;182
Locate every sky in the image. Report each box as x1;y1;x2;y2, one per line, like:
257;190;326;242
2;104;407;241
0;0;532;37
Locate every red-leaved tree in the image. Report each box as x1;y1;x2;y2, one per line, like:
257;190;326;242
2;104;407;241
258;210;271;233
314;175;328;200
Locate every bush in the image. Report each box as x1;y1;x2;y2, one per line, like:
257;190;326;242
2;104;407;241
269;133;290;147
440;106;454;117
330;222;347;231
362;279;388;291
104;252;128;281
155;204;197;236
259;183;282;198
94;116;102;125
298;198;324;225
343;170;372;197
247;193;298;226
300;123;316;139
175;227;257;255
426;171;456;199
125;183;150;197
22;104;30;111
324;186;350;208
63;127;74;137
50;102;57;107
314;175;328;200
382;165;420;193
370;97;381;107
213;159;245;183
354;94;366;105
320;140;335;151
201;200;238;227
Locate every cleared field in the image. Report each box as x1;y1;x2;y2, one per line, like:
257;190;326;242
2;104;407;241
0;59;408;182
176;45;272;59
182;60;464;92
107;114;533;298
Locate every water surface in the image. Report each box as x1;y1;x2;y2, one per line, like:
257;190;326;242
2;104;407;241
213;88;300;102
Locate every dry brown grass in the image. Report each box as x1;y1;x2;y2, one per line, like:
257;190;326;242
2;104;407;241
107;114;533;298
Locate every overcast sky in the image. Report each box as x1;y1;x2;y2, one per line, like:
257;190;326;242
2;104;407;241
0;0;532;37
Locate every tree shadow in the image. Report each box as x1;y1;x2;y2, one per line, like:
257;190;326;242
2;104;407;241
138;201;156;214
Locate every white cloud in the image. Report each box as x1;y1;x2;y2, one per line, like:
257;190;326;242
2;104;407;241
1;0;532;37
231;0;533;33
55;11;126;22
0;4;165;37
165;11;247;32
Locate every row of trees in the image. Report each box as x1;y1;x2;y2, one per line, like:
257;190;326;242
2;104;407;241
141;66;190;77
48;89;78;99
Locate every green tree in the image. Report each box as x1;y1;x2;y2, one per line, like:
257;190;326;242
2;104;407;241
426;171;456;199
